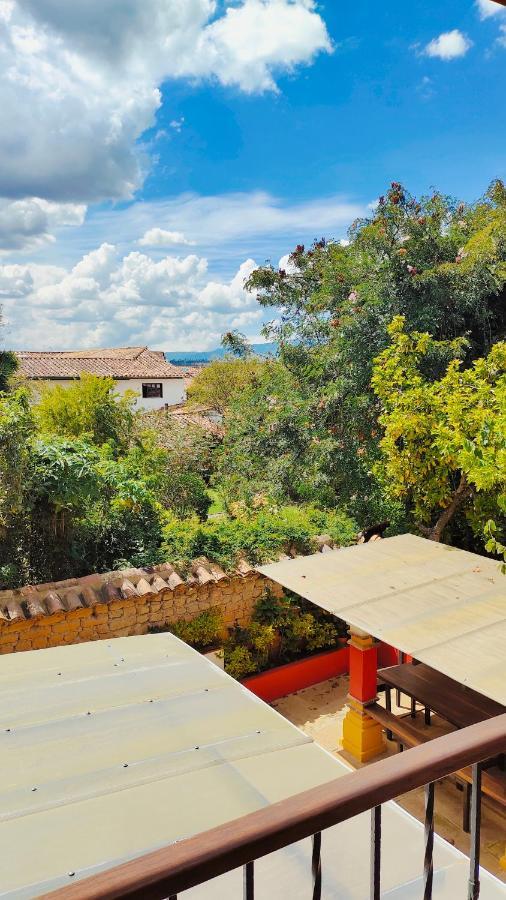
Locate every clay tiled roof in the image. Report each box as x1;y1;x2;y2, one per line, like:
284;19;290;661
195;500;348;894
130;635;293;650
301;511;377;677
16;347;183;380
168;403;224;436
0;539;336;623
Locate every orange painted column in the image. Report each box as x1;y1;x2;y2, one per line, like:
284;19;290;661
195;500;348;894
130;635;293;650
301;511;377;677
342;627;385;763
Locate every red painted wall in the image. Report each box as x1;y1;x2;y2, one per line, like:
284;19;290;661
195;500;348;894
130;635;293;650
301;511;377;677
242;641;400;703
242;645;349;703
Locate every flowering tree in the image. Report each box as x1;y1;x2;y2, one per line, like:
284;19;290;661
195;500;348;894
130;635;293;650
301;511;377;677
237;180;506;527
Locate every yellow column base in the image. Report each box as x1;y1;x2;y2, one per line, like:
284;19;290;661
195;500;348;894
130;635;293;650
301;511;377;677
342;698;385;763
500;847;506;871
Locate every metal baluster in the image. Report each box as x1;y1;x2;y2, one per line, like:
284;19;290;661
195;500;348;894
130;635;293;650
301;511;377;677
423;782;435;899
468;763;482;900
385;688;393;741
396;651;405;706
312;832;322;900
370;805;381;900
243;861;254;900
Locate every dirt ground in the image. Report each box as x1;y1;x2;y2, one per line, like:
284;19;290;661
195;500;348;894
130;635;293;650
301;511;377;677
273;674;506;882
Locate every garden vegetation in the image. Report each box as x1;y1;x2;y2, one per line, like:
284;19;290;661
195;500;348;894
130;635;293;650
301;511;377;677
0;179;504;590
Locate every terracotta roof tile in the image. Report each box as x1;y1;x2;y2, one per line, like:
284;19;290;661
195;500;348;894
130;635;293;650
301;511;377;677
64;590;83;611
45;592;65;615
167;406;224;436
151;575;169;593
135;577;154;596
120;579;138;599
16;347;183;380
25;593;46;618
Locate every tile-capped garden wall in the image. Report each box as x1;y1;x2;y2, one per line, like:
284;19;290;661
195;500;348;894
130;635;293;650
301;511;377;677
0;557;290;655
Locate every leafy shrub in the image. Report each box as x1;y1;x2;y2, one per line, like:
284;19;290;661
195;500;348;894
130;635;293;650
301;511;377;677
151;607;223;650
35;374;136;451
223;645;257;680
161;505;357;571
161;471;211;520
222;589;347;678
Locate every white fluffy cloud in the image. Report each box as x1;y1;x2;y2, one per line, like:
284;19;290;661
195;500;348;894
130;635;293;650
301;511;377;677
176;0;332;93
476;0;505;19
0;243;264;350
424;29;473;60
0;197;86;252
138;228;193;247
0;0;331;209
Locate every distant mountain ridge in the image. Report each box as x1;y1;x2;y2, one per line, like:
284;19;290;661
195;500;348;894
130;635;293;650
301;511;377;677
166;342;277;365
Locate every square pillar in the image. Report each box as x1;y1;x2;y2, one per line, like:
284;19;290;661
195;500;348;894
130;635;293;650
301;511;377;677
342;627;385;763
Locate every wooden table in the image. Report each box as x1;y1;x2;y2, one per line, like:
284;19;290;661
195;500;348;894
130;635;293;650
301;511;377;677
377;663;506;831
377;663;505;729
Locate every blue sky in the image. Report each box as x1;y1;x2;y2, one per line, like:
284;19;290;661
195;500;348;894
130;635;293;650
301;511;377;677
145;2;505;206
0;0;505;350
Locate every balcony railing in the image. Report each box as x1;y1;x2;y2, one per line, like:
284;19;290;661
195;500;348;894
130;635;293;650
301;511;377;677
44;714;506;900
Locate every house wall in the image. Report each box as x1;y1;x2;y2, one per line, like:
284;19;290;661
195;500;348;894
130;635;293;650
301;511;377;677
31;377;186;410
114;378;185;410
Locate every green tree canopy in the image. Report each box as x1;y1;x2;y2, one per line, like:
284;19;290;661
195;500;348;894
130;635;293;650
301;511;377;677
35;374;136;451
371;316;506;546
187;356;266;414
231;180;506;522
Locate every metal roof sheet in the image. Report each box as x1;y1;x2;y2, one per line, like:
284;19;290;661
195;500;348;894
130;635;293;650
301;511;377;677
258;533;506;706
0;633;344;897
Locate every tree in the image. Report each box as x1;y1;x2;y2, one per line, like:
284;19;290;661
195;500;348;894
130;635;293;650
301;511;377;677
215;359;334;509
371;316;506;546
221;330;252;358
187;356;265;414
35;374;136;451
237;180;506;522
0;309;18;392
0;352;18;393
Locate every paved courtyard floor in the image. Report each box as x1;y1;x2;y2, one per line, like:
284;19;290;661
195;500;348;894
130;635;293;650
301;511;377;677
273;674;506;882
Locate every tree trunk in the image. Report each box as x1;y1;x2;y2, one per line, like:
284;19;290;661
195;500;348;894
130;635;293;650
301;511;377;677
420;474;472;543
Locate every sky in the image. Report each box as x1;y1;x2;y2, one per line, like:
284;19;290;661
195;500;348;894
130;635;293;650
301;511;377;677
0;0;505;351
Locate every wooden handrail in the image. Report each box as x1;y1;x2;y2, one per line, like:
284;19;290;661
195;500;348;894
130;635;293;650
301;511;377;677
43;714;506;900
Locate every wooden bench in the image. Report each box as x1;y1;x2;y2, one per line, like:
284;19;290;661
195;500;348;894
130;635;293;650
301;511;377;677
367;702;433;750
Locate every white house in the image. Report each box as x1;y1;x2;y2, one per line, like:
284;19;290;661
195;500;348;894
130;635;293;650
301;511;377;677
16;346;186;410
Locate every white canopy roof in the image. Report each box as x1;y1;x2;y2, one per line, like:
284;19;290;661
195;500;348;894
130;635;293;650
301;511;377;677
258;534;506;706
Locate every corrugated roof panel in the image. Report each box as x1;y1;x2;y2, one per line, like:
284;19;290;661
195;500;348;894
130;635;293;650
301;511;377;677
258;534;506;706
0;634;343;896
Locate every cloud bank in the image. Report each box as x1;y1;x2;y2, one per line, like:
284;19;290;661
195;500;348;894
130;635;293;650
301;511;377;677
0;243;262;350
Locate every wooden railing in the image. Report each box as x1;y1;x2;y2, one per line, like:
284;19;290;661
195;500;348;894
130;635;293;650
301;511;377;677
43;714;506;900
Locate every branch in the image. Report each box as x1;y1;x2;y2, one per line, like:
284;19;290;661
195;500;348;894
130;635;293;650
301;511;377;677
422;474;473;542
